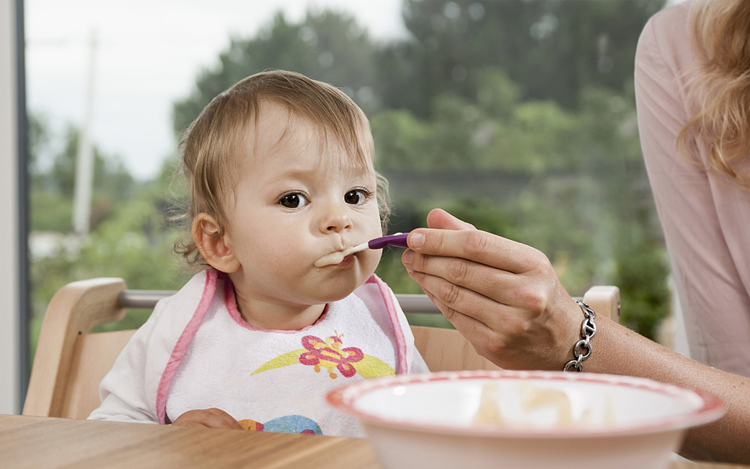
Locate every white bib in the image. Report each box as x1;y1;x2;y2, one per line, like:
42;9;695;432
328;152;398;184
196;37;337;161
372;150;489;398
166;276;402;437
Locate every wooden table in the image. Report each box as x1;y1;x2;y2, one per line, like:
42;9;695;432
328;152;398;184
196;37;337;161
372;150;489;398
0;415;747;469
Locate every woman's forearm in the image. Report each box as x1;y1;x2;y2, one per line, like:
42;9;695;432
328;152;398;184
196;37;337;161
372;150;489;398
584;317;750;463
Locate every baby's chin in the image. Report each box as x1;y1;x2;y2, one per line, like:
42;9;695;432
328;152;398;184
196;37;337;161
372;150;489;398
314;270;375;302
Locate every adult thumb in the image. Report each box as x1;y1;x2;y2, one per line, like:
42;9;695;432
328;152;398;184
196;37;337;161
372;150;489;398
425;209;476;231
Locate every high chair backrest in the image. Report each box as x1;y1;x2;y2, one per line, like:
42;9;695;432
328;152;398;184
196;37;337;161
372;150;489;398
22;278;619;420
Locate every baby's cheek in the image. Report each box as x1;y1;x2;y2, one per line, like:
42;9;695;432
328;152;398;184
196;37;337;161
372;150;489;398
361;248;382;276
263;246;306;274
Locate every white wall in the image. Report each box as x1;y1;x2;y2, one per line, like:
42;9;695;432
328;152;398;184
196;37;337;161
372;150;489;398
0;0;21;414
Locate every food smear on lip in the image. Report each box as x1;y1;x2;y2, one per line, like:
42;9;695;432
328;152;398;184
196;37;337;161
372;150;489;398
314;247;355;267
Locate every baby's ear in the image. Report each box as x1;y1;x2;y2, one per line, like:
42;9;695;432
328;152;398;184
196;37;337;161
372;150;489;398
192;213;241;273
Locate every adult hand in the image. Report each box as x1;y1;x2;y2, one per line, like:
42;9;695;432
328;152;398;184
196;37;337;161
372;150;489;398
172;408;244;430
401;208;582;370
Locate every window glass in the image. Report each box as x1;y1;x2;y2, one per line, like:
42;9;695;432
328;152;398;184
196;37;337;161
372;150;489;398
25;0;672;361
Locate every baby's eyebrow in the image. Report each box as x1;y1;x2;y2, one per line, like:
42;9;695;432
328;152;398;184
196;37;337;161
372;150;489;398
273;168;314;179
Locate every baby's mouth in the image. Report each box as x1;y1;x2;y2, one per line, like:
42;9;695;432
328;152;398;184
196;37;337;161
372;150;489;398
314;246;357;268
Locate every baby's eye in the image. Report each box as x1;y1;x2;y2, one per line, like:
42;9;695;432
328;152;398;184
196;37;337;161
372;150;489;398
344;189;370;205
279;193;309;209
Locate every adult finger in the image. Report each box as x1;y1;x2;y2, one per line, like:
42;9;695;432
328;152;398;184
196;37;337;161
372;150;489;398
425;208;476;231
411;269;556;369
418;285;501;349
402;248;531;307
407;226;540;275
406;263;524;331
406;246;571;334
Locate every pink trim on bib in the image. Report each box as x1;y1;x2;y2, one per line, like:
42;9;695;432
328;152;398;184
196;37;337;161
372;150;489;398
224;279;328;333
367;275;408;374
156;268;219;424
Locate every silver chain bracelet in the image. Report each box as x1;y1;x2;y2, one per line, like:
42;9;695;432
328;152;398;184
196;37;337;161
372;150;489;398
563;300;597;372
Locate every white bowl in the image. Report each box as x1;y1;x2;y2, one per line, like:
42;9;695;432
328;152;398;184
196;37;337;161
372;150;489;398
327;370;725;469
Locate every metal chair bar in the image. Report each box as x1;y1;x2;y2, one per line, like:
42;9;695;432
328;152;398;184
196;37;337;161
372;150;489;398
118;290;445;314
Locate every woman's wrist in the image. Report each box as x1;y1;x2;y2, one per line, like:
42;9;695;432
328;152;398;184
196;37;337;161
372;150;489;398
563;300;597;372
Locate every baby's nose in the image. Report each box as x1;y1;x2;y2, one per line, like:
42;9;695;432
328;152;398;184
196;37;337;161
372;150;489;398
321;208;352;233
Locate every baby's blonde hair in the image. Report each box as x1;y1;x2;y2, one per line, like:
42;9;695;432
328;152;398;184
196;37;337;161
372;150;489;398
678;0;750;187
174;70;390;266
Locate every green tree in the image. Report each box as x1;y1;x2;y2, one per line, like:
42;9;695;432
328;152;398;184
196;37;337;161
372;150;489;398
372;69;579;173
377;0;666;116
31;122;136;232
49;125;135;200
172;10;380;136
27;113;51;183
28;152;194;358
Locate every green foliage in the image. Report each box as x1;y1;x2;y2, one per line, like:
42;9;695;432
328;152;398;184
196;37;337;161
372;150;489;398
27;129;192;361
27;113;51;174
30;123;138;232
46;125;135;200
373;69;581;173
615;241;670;338
172;10;380;136
371;110;434;171
30;191;73;232
396;0;666;111
28;173;194;359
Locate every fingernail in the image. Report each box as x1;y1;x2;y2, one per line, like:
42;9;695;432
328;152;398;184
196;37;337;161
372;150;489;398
402;250;413;265
410;232;425;248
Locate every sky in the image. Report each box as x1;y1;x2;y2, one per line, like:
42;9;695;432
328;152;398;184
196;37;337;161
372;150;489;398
25;0;407;180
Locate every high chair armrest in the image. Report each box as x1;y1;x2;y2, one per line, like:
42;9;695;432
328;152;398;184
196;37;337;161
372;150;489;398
582;285;620;322
24;278;127;417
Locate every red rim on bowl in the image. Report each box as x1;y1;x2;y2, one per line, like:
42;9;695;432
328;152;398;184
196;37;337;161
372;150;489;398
327;370;726;438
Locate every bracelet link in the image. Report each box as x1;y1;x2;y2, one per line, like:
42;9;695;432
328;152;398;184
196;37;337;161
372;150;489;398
573;339;592;360
563;300;597;372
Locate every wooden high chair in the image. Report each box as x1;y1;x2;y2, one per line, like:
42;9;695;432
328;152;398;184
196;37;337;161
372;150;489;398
22;278;620;420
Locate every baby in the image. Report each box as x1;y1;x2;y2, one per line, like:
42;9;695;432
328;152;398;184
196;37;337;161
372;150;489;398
88;70;428;436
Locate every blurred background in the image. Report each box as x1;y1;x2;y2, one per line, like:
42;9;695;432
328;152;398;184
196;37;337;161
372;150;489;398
24;0;684;380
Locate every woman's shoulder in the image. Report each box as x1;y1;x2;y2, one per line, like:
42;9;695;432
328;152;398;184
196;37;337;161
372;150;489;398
640;2;692;57
650;1;691;28
637;1;699;92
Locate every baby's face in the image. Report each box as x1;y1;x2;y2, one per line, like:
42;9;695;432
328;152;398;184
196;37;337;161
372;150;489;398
225;104;383;316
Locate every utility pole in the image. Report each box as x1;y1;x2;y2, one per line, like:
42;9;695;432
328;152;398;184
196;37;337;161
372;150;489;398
72;28;97;236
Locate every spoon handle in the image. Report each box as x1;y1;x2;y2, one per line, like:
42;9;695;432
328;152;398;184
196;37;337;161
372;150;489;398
368;232;410;250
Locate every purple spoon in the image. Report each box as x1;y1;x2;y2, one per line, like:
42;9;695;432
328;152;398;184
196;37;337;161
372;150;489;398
313;232;412;267
347;232;411;255
367;232;410;249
